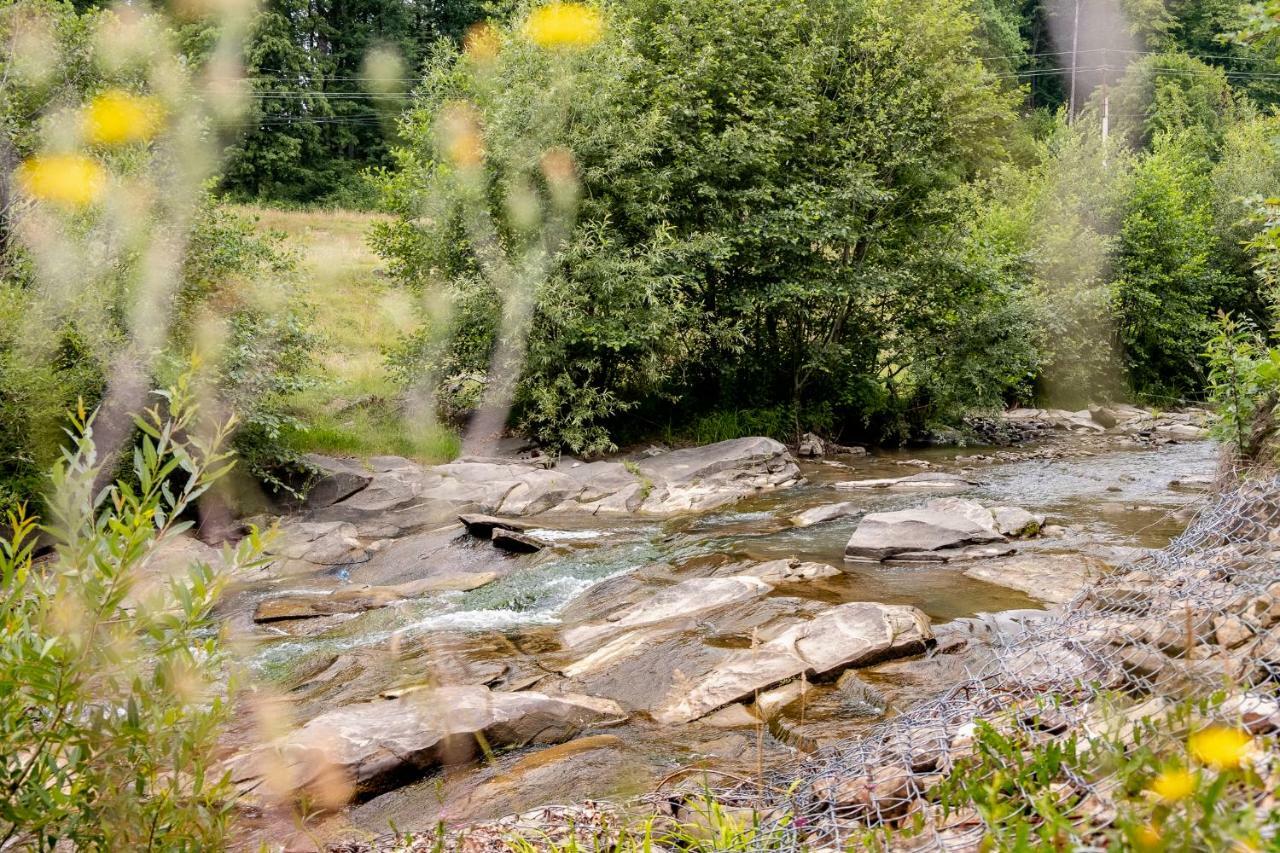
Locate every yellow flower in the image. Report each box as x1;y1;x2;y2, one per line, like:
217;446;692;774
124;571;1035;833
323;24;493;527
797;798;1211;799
523;3;603;50
83;89;161;146
1136;823;1163;851
1149;768;1195;802
1189;726;1252;770
16;154;107;208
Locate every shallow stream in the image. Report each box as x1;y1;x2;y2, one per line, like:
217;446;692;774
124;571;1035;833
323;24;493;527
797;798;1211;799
238;438;1218;840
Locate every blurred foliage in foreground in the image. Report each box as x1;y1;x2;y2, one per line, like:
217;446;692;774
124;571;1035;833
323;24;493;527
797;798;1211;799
0;0;317;516
0;374;266;850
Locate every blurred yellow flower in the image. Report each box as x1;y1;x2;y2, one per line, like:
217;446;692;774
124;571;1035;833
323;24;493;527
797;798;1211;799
1189;726;1252;770
1149;768;1195;802
1136;823;1163;851
16;154;107;208
524;3;603;50
440;104;485;169
84;89;160;146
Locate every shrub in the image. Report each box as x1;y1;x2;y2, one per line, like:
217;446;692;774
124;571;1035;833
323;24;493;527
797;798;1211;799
0;374;265;849
374;0;1030;451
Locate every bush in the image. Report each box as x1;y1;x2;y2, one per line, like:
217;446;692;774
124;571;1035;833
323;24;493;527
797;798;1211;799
0;375;264;849
374;0;1032;451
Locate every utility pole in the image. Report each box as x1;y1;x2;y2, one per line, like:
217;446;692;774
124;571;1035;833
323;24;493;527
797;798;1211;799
1102;86;1110;166
1069;0;1080;124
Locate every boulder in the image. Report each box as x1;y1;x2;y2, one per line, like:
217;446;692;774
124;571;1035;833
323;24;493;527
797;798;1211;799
1160;423;1209;441
1088;406;1119;429
789;501;860;528
301;455;373;509
963;554;1106;604
492;529;550;553
797;432;825;458
266;521;367;573
459;514;531;539
260;686;627;800
844;499;1005;562
990;506;1044;537
836;472;976;492
653;602;931;724
627;437;802;514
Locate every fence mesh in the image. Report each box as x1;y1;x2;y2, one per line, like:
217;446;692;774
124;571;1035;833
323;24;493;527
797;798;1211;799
698;466;1280;850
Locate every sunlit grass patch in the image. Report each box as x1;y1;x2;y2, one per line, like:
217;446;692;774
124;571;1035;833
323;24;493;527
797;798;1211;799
228;204;458;462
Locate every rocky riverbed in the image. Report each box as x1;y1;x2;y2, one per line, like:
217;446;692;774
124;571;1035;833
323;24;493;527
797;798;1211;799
203;407;1216;851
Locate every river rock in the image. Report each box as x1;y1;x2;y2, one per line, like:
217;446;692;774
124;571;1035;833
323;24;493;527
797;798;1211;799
562;576;773;649
301;455;373;509
269;521;365;567
1159;423;1208;441
492;529;550;553
251;570;500;624
305;438;801;534
963;554;1106;604
345;527;508;588
990;506;1044;537
740;559;841;583
259;686;627;801
1089;406;1119;429
836;472;977;492
888;543;1016;563
458;514;531;539
797;433;825;458
653;602;932;724
254;595;370;623
844;499;1005;562
789;501;860;527
432;735;654;824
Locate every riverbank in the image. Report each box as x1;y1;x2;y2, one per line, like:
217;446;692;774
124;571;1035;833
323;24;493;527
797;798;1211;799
200;406;1222;851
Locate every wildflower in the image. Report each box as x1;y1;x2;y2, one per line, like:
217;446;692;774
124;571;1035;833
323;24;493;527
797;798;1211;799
523;3;603;50
1149;768;1195;802
83;89;160;146
15;154;107;208
1136;823;1163;851
1189;726;1252;770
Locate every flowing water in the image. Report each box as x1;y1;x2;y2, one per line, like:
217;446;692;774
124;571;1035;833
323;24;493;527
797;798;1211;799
235;438;1218;839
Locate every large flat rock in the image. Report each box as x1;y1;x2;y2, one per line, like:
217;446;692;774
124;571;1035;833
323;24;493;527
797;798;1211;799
835;472;977;492
304;437;800;537
254;686;626;801
653;602;932;724
844;498;1007;562
963;554;1106;604
562;576;773;649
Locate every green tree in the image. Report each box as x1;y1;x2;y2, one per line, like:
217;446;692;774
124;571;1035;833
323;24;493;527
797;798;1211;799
1110;133;1225;397
219;0;485;204
377;0;1035;450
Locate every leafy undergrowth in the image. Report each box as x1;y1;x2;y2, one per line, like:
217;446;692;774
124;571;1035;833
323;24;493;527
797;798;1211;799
229;205;459;463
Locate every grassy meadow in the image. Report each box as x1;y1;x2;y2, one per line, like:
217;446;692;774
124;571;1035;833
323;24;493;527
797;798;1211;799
230;205;460;463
